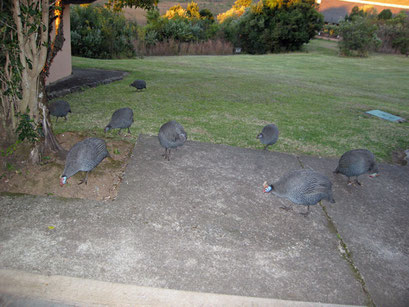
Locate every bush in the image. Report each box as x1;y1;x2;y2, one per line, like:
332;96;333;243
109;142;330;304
134;6;228;56
71;5;137;59
389;12;409;56
338;16;381;56
143;6;219;44
378;9;392;21
234;0;323;54
137;38;233;56
320;24;339;38
219;16;240;47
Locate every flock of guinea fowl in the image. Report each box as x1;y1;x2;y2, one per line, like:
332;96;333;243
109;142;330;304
49;79;379;216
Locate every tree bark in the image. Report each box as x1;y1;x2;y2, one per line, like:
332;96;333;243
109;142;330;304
8;0;66;163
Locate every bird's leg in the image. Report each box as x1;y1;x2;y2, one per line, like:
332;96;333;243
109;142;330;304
118;129;122;135
167;149;171;161
55;117;58;123
78;172;89;185
299;206;310;217
263;145;268;150
347;178;354;185
127;127;131;134
354;176;362;186
162;148;168;160
64;116;67;120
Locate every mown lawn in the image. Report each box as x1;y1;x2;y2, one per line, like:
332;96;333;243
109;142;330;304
55;39;409;162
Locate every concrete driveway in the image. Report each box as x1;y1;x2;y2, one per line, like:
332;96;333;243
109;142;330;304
1;135;408;306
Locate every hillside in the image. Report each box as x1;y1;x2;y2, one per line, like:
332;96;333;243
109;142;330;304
94;0;235;25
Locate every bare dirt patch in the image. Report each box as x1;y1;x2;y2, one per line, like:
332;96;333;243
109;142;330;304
0;132;134;201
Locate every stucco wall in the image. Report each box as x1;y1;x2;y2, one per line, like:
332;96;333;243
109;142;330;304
46;5;72;85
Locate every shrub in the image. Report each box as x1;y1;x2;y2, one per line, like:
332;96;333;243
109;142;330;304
144;5;219;44
234;0;323;54
137;38;233;56
378;9;392;21
217;0;251;23
70;5;137;59
219;16;241;47
199;9;214;21
320;24;339;38
338;16;381;56
388;12;409;56
135;5;227;56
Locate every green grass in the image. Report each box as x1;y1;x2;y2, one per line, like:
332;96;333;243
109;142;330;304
55;39;409;162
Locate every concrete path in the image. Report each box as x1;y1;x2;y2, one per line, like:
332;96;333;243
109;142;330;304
0;135;408;306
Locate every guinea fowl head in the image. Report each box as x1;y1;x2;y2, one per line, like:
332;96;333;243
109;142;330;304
263;181;273;193
257;133;263;140
60;176;67;187
369;163;379;178
104;125;111;133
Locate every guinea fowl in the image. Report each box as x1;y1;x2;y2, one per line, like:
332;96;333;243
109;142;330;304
48;100;71;122
158;120;187;161
104;107;134;135
60;138;109;186
257;124;279;150
130;80;146;91
334;149;379;186
263;169;335;216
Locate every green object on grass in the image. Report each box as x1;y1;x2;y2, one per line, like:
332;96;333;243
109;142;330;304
366;110;405;122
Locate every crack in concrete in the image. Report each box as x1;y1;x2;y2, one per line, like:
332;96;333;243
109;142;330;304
295;155;375;307
320;204;375;307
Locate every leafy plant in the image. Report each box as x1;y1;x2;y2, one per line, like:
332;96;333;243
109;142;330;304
15;112;39;143
70;4;137;59
234;0;323;54
6;162;15;172
1;140;21;157
390;12;409;56
378;9;392;21
338;16;380;57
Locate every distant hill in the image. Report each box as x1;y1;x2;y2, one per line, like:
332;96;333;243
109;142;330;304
94;0;235;24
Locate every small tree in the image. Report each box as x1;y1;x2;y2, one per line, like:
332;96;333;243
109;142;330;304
235;0;323;54
1;0;64;159
338;15;381;56
391;12;409;56
378;9;392;21
1;0;156;162
71;5;138;59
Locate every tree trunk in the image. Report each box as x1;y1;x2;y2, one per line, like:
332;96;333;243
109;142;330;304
8;0;67;163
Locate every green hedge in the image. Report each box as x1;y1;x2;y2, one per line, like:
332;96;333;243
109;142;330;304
70;5;137;59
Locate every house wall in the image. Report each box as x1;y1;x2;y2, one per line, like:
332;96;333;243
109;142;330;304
46;5;72;85
318;0;409;23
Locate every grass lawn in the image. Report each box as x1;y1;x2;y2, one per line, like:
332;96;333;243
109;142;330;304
55;39;409;162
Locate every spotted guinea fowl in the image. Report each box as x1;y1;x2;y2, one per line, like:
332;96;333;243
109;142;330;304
334;149;379;186
263;169;335;216
158;120;187;161
104;107;134;135
257;124;279;150
60;138;109;186
48;100;71;122
130;79;146;91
